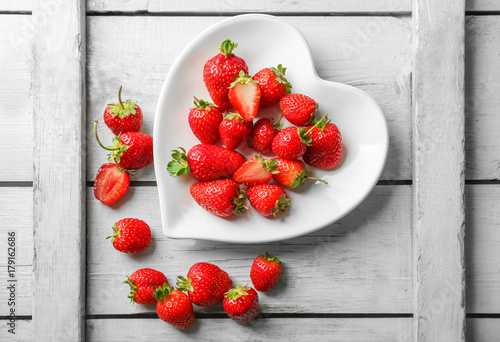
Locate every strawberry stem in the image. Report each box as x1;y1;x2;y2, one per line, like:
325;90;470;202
218;39;237;58
94;121;116;151
118;86;124;109
305;113;328;136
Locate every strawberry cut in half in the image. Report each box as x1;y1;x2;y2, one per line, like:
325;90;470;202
228;70;261;122
93;163;130;205
233;155;279;186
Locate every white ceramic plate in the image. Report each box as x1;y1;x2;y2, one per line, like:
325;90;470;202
154;14;388;243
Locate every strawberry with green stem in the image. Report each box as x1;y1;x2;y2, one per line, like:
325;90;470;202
219;112;253;150
153;283;195;330
247;184;291;218
223;285;260;324
233;155;279;186
272;158;328;188
279;93;317;126
252;64;292;108
228;70;261;122
303;115;343;169
107;218;151;254
204;39;249;109
190;179;247;217
124;268;169;305
104;86;143;136
188;96;223;144
94;121;153;170
271;113;328;160
167;144;245;182
247;117;283;154
250;253;282;292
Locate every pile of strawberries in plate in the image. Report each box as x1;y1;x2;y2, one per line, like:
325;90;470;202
168;39;342;218
108;218;282;329
93;87;154;205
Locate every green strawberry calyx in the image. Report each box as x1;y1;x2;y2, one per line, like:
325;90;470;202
271;64;292;94
225;285;250;301
122;276;138;303
297;113;328;146
176;276;194;292
105;223;121;243
94;121;130;164
167;147;190;177
224;112;246;123
229;70;258;88
107;86;138;119
271;116;284;131
191;96;217;111
262;252;280;264
310;113;331;131
217;39;238;58
271;194;291;217
255;155;279;174
152;282;174;302
231;187;248;215
290;170;328;189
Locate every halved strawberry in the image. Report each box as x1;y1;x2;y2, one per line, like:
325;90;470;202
93;163;130;205
228;70;261;122
233;155;279;186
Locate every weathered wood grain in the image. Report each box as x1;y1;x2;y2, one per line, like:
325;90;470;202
465;16;500;180
0;15;33;182
0;319;31;342
86;0;411;14
87;16;412;181
32;0;86;340
0;188;33;317
466;185;500;313
86;317;413;342
412;0;466;341
466;0;500;11
86;185;413;314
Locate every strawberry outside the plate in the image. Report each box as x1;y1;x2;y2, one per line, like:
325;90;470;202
107;218;152;254
93;163;130;205
94;121;153;170
167;144;245;182
154;283;195;330
190;179;247;217
223;285;260;324
250;253;282;292
103;86;143;136
124;268;169;305
204;39;248;109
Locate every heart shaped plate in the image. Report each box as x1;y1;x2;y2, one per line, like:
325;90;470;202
154;14;388;243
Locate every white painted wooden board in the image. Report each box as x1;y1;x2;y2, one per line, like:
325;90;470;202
86;186;412;315
32;0;86;340
86;318;413;342
86;16;412;181
0;188;33;317
412;0;466;341
0;0;31;11
0;15;33;182
465;16;500;180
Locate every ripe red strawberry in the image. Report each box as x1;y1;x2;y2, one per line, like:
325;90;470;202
252;64;291;108
272;158;327;188
153;283;195;330
93;163;130;205
250;253;282;292
104;86;143;136
233;155;279;186
219;112;253;150
247;184;291;218
223;285;259;324
176;262;233;306
95;121;153;170
167;144;245;182
303;116;343;169
280;93;317;126
124;268;169;305
247;117;282;154
188;97;223;144
204;39;249;109
190;179;247;217
271;114;327;160
107;218;152;254
228;70;261;121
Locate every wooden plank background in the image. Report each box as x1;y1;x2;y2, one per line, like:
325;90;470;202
1;1;500;341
